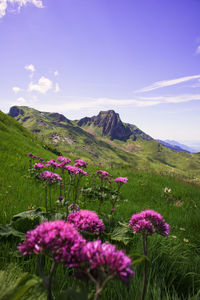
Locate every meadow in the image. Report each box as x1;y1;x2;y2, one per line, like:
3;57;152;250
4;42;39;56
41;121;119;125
0;111;200;300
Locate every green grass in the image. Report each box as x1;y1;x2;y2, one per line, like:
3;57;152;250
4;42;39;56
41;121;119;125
1;110;200;299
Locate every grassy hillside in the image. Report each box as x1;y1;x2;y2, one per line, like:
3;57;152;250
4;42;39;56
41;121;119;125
0;110;200;299
8;106;200;181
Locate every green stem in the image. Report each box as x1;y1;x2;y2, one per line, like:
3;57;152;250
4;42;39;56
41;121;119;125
141;234;148;300
38;256;57;300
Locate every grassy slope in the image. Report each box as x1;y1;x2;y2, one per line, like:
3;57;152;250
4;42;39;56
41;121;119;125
11;106;200;181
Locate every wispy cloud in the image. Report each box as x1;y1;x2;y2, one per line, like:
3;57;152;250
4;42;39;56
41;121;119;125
28;76;53;94
16;97;26;104
54;71;59;77
195;45;200;55
54;83;60;93
12;86;22;93
0;0;44;19
25;64;35;72
36;93;200;113
135;74;200;93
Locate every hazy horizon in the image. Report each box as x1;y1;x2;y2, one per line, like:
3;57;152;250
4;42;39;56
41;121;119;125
0;0;200;144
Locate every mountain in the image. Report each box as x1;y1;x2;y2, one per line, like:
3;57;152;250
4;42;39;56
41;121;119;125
7;106;200;178
164;140;198;153
76;110;153;141
156;140;190;153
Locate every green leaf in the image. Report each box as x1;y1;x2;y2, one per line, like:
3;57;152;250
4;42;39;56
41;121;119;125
0;225;25;239
0;274;41;300
111;226;132;245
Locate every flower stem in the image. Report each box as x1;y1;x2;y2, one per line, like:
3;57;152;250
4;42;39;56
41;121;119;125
141;234;148;300
38;256;57;300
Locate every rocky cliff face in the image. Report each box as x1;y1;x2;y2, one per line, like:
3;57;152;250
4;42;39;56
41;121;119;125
77;110;153;141
9;106;25;118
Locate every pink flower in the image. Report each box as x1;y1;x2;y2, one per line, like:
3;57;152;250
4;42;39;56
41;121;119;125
34;163;45;170
114;177;128;184
18;220;86;267
57;156;71;164
74;159;88;168
67;210;105;234
65;165;87;176
129;210;170;236
96;170;111;177
84;240;134;283
40;171;62;183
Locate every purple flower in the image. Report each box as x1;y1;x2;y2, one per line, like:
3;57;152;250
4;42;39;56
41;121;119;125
67;210;105;234
46;159;58;168
129;210;170;236
65;165;87;176
114;177;128;184
40;171;62;183
84;240;134;283
69;203;80;212
97;170;111;177
57;156;71;164
28;152;33;158
18;220;86;267
74;159;88;168
37;156;44;161
34;163;45;170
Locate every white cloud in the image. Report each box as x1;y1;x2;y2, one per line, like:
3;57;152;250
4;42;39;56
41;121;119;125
28;76;53;94
36;93;200;112
54;71;59;77
12;86;22;93
0;0;44;18
136;74;200;93
16;97;26;104
54;83;60;93
195;45;200;55
25;64;35;72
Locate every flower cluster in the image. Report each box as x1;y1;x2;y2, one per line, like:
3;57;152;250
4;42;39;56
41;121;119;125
114;177;128;184
65;165;87;176
84;240;134;283
129;210;170;236
40;171;62;183
18;220;86;267
74;159;87;168
96;170;111;177
34;163;45;170
67;210;105;234
57;156;71;164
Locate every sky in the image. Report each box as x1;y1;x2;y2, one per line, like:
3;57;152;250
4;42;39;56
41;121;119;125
0;0;200;145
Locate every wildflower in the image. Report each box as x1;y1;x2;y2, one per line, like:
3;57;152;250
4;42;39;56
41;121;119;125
74;159;87;168
172;235;177;239
18;220;86;267
57;156;71;164
28;152;33;157
84;240;134;283
40;171;62;184
37;156;44;161
164;187;171;194
65;165;87;176
69;203;80;212
180;227;186;232
175;201;183;207
129;210;170;236
114;177;128;184
67;210;105;234
34;163;45;170
96;170;111;177
183;238;189;243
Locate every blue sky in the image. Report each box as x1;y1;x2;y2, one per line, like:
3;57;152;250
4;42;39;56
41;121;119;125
0;0;200;143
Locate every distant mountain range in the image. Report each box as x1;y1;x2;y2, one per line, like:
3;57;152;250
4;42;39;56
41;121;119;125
156;140;198;153
7;105;200;175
